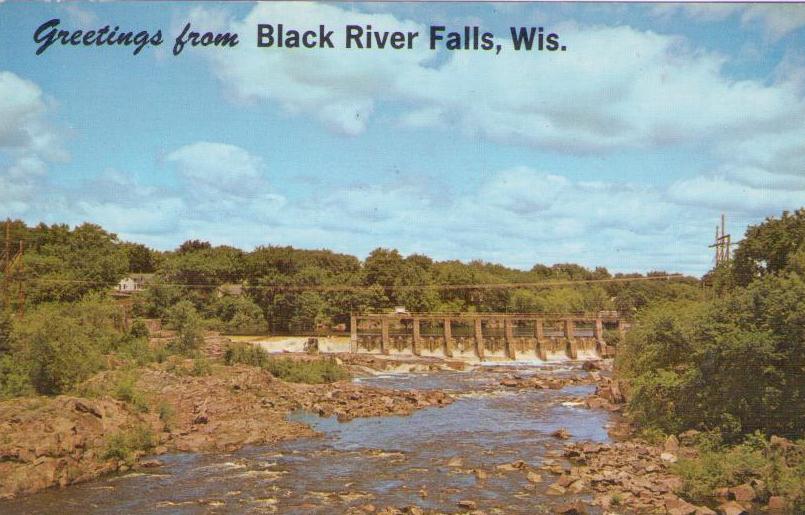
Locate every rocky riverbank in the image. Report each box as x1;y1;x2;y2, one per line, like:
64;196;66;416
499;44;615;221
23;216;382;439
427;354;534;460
0;355;453;500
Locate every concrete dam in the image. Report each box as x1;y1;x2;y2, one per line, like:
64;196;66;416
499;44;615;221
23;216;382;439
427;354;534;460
349;312;627;361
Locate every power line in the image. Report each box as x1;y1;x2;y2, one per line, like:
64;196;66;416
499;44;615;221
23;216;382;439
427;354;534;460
21;273;688;292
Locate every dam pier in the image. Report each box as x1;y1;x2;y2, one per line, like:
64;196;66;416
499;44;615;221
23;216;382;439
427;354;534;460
350;312;627;361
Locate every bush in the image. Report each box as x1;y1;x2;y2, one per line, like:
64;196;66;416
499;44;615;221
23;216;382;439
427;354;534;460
224;342;269;367
223;343;349;384
114;375;149;413
165;301;204;354
617;273;805;439
263;357;350;384
114;337;155;366
103;424;155;463
189;355;212;377
158;402;175;430
129;320;150;339
0;353;33;398
673;433;804;509
24;312;105;395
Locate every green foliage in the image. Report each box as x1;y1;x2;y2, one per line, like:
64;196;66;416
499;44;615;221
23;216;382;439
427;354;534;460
158;402;175;430
209;296;266;334
673;433;804;509
732;209;805;287
102;424;155;463
114;336;155;367
165;301;204;354
224;343;348;384
224;342;270;367
123;243;158;273
190;355;212;377
18;222;128;304
263;357;350;384
618;273;805;439
0;310;13;355
113;374;149;413
128;320;150;339
24;312;105;395
0;353;33;398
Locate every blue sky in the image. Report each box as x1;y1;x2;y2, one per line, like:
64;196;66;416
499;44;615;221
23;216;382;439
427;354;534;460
1;2;804;275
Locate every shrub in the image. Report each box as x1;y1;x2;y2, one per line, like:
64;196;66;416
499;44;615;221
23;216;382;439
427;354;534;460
114;375;149;413
673;433;804;509
24;312;105;395
158;402;175;430
129;320;150;339
223;343;349;384
115;337;155;366
224;342;269;367
165;301;204;354
190;355;212;377
103;424;155;463
263;357;350;384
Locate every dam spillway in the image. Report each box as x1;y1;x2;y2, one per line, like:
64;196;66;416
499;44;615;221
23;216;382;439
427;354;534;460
350;312;627;361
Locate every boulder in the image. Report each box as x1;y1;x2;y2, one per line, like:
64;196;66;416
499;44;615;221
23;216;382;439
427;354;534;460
767;496;787;512
728;484;755;502
664;435;680;453
456;500;477;510
660;452;678;463
716;501;748;515
554;500;587;514
664;496;697;515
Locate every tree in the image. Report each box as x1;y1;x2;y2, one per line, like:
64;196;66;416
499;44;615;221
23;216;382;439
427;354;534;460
166;301;204;353
732;209;805;287
124;243;158;273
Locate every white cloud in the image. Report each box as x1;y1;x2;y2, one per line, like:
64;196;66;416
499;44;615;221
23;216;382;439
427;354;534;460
0;72;65;216
198;3;805;159
654;4;805;40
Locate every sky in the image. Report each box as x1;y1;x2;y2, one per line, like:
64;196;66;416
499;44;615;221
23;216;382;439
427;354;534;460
0;2;804;276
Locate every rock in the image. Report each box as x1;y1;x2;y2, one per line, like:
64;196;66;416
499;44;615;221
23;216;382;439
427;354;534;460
728;484;755;502
526;471;543;483
767;496;787;512
138;459;162;468
546;483;567;496
557;475;577;488
554;500;587;514
664;435;680;453
581;361;601;371
665;496;698;515
567;479;586;493
585;398;605;409
447;456;463;467
660;452;678;463
500;379;520;387
769;436;793;449
403;506;423;515
694;506;717;515
457;500;477;510
473;469;488;480
716;501;748;515
551;428;571;440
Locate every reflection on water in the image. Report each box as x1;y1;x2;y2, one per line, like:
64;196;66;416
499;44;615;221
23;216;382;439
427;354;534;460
2;363;612;514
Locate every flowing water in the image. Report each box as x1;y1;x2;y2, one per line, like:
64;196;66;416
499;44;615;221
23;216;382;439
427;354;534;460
2;363;615;514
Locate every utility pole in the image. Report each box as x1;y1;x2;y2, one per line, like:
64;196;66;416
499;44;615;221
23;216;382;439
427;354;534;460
17;240;24;319
709;213;732;266
2;219;10;310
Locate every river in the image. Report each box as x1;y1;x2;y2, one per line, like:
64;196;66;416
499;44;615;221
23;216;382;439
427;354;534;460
2;362;615;514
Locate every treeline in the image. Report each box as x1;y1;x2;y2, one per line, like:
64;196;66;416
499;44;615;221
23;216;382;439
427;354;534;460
0;220;700;334
618;208;805;440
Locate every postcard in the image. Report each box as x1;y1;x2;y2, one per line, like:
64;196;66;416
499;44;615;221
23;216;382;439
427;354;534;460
0;2;803;513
